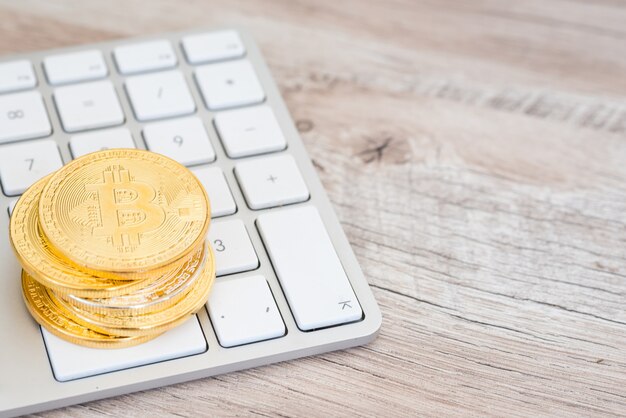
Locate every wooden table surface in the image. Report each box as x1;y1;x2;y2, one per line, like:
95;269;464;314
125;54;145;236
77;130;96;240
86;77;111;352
1;0;625;416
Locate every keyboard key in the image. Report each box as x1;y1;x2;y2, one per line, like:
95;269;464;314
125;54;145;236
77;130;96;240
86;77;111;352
195;60;264;110
0;139;63;196
8;199;18;217
257;206;362;330
207;275;285;348
191;166;236;217
208;219;258;276
70;127;135;158
0;91;51;143
126;70;196;121
143;116;215;166
0;60;36;93
42;315;207;382
54;80;125;132
114;40;177;74
182;30;245;64
44;50;108;85
235;154;308;210
214;105;287;158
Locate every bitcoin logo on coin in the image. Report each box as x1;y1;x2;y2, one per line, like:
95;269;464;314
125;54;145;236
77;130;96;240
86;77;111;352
39;149;210;273
86;167;166;250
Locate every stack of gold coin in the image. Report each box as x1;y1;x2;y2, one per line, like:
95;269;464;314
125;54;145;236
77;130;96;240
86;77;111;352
9;149;215;349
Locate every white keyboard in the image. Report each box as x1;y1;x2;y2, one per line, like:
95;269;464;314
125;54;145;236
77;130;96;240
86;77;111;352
0;28;381;417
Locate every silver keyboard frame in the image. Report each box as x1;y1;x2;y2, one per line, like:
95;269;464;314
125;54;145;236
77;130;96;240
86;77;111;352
0;27;381;417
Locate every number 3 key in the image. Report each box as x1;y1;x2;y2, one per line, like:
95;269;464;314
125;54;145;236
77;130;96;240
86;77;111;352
208;219;258;276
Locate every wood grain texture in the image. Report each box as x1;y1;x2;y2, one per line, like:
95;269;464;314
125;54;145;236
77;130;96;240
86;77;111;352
1;0;625;416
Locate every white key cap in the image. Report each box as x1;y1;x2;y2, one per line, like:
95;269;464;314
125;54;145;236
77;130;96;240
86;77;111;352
44;49;108;85
143;117;215;166
0;60;36;93
235;154;308;210
54;80;125;132
0;139;63;196
70;127;135;158
214;105;287;158
42;316;207;382
208;219;258;276
195;60;264;110
191;166;236;217
208;275;285;347
126;70;195;121
0;91;51;143
257;206;362;330
114;40;177;74
8;199;18;217
182;30;245;64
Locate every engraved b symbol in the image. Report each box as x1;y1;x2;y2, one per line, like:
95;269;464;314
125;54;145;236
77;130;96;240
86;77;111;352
87;168;165;249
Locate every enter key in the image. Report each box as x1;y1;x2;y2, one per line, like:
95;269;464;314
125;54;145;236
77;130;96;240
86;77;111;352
257;206;363;331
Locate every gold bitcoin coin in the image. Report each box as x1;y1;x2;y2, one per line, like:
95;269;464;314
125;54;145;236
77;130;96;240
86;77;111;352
39;149;210;275
60;243;206;316
10;176;151;297
21;270;159;349
49;246;216;337
10;176;202;298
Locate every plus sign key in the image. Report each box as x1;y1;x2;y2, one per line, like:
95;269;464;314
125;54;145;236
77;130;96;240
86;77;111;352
235;154;309;210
